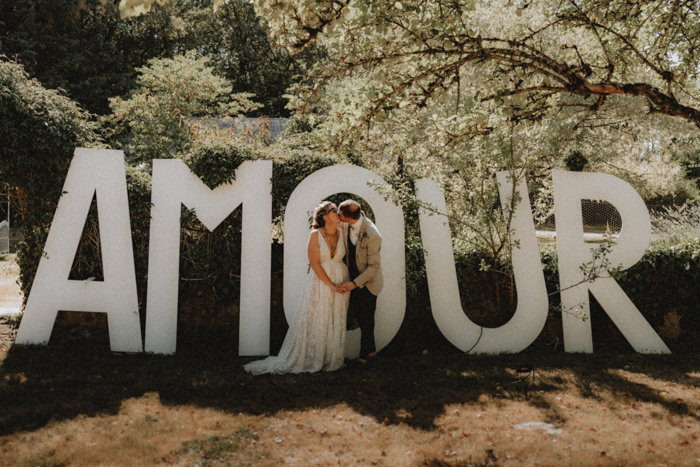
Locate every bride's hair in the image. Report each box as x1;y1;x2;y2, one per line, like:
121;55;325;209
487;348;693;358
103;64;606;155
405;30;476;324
312;201;337;229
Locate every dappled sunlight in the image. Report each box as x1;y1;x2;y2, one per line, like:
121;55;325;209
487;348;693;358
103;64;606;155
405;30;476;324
3;343;700;465
2;381;699;466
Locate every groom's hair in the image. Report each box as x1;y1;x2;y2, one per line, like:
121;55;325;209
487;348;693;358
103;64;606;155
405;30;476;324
339;200;362;220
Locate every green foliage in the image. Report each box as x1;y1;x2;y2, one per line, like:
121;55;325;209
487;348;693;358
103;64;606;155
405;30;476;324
178;206;246;304
538;240;700;352
169;133;347;304
608;241;700;352
50;165;152;316
0;58;101;298
0;0;324;116
0;0;323;117
284;114;316;136
451;249;510;327
268;139;344;220
66;138;264;307
106;53;259;163
0;44;334;310
256;0;700;130
168;0;326;118
0;0;134;114
113;0;182;75
563;150;589;172
172;137;262;303
365;125;544;316
185;134;261;189
0;59;100;187
124;167;153;311
253;0;700;207
4;0;698;355
374;162;427;296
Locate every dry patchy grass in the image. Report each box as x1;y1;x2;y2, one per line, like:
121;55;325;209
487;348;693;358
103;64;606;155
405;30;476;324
2;260;700;465
2;335;700;466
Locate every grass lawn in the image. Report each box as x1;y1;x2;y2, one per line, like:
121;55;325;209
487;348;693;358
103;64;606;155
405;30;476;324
2;256;700;465
1;331;700;466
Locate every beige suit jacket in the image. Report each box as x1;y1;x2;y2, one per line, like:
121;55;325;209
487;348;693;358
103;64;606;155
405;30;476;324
342;215;383;296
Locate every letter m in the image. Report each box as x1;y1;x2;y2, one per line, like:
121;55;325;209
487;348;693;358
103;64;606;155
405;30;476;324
145;159;272;355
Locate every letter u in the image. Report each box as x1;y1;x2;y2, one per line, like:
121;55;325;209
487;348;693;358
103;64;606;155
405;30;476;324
415;171;548;353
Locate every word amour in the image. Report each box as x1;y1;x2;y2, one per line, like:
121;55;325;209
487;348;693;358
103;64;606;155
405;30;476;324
15;149;670;356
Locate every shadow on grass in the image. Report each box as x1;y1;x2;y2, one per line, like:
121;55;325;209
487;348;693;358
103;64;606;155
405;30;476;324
3;329;700;438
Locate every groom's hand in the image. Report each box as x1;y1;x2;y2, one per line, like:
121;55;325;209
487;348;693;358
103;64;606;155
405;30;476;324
342;281;357;292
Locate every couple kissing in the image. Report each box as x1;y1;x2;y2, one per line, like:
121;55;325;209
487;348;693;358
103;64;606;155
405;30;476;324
244;199;382;375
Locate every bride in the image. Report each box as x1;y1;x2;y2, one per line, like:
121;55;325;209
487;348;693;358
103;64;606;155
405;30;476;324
244;201;350;374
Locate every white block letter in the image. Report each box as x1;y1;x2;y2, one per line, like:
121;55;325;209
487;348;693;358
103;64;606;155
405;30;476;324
553;170;670;353
415;172;548;353
16;148;142;352
284;165;405;359
145;160;272;355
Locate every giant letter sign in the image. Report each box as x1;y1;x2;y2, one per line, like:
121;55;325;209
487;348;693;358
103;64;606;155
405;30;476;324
15;149;142;352
16;149;678;357
284;165;406;359
553;170;670;353
416;172;548;353
145;160;272;355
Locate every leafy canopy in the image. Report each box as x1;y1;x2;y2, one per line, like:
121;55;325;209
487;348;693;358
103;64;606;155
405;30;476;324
252;0;700;137
167;0;326;118
0;0;133;114
106;52;259;162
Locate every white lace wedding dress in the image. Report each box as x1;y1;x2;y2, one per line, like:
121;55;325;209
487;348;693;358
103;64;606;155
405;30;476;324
244;229;350;374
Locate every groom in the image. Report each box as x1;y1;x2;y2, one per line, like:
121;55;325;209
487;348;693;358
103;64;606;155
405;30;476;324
338;200;383;363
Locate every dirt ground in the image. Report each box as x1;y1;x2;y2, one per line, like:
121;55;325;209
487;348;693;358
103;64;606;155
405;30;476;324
2;326;700;466
3;255;700;466
0;255;22;308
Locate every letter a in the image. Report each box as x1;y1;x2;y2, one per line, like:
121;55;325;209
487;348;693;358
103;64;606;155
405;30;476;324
16;149;142;352
416;172;548;353
553;170;670;353
145;160;272;355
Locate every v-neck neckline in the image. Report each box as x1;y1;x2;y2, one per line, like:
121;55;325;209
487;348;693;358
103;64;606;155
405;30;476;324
320;227;339;260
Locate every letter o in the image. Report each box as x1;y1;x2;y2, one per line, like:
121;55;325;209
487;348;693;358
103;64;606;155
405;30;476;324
284;165;406;358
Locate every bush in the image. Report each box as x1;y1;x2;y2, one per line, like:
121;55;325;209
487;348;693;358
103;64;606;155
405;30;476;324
537;241;700;353
651;202;700;245
611;240;700;352
415;241;700;353
0;58;101;299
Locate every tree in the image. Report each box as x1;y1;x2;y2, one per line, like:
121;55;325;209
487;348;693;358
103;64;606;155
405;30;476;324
252;0;700;139
0;0;189;115
243;0;700;322
0;0;134;114
167;0;326;117
0;0;326;117
106;53;259;162
0;58;101;295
